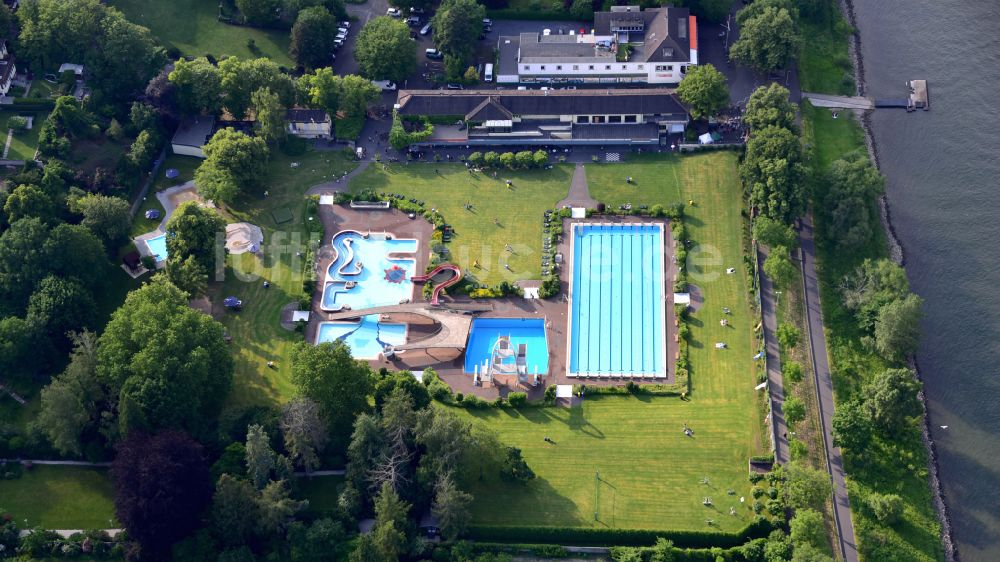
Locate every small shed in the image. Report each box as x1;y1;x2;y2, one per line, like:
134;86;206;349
58;63;84;78
674;292;691;306
286;108;332;139
292;311;310;323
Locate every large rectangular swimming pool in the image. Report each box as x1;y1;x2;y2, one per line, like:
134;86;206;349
464;318;549;375
567;223;666;377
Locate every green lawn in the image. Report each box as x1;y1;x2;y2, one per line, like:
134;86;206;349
109;0;293;66
348;164;572;286
799;15;856;95
802;104;944;561
0;111;47;161
298;475;345;516
447;152;767;532
0;466;115;529
130;153;204;238
215;148;356;409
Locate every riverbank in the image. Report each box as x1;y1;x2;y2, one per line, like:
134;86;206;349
836;0;957;558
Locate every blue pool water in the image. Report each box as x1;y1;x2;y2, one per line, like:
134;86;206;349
568;224;666;377
464;318;549;374
316;317;407;359
321;232;418;311
146;234;168;262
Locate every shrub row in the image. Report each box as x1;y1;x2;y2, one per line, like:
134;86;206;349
466;517;775;548
10;97;56;111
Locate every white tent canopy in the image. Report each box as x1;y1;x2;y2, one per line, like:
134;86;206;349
698;132;714;145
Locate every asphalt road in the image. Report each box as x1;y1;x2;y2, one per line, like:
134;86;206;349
758;244;789;465
800;213;859;562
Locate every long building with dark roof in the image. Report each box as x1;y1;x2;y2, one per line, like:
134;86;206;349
394;88;688;147
497;5;697;86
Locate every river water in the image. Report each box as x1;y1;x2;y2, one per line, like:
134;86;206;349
851;1;1000;560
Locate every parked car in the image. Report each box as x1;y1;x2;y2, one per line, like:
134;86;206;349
387;7;402;17
409;7;426;14
337;27;349;34
339;21;350;28
333;38;345;48
425;48;443;59
372;80;397;91
420;23;432;35
446;83;464;90
406;16;421;26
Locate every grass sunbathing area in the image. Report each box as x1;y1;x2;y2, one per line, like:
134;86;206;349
348;164;572;286
109;0;293;66
130;154;204;238
0;466;115;529
212;149;356;409
0;112;47;161
447;151;768;532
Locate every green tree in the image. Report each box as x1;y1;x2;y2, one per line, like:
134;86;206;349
513;150;532;169
468;152;483;166
569;0;593;20
237;0;280;25
744;83;797;131
193;160;240;206
291;341;373;451
783;396;805;426
128;129;161;172
88;12;166;104
297;67;341;116
499;152;515;169
165;201;227;272
826;153;885;252
281;397;329;474
355;16;416;83
195;128;270;204
284;0;347;19
290;6;339;69
864;368;922;435
791;543;836;562
130;102;160;134
752;215;798;249
246;423;277;489
211;474;260;547
783;462;832;511
219;57;296;119
166;255;209;297
288;518;345;562
256;479;307;536
72;193;131;247
789;508;825;548
831;399;872;452
339;75;380;118
839;258;910;331
97;277;233;436
36;331;105;456
27;275;97;339
3;184;56;224
252;87;287;145
763;246;797;288
873;294;923;361
741;125;807;222
730;6;800;72
867;492;904;524
370;482;410;559
168;57;223;115
483;151;499;167
676;64;729;120
432;473;472;541
431;0;485;66
0;316;36;383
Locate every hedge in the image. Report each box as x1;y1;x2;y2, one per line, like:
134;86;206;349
9;98;56;111
466;517;774;548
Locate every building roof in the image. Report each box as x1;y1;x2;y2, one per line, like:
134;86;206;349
465;97;513;121
594;6;693;63
518;33;615;64
285;108;330;123
396;89;688;120
172;116;216;148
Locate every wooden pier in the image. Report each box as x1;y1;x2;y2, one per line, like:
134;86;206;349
803;80;929;112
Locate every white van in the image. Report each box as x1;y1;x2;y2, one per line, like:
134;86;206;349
371;80;397;91
484;63;494;82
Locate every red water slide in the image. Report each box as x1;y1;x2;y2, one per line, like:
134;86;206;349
411;264;462;305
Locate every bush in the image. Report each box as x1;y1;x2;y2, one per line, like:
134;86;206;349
507;392;527;407
867;492;904;525
543;385;557;404
776;323;800;350
783;396;805;426
8;116;29;133
463;395;487;409
782;361;803;384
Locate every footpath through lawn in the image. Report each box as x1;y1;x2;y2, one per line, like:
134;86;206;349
447;152;768;533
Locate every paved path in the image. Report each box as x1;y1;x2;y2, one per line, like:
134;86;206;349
757;244;789;464
557;164;597;208
801;92;874;110
294;469;345;477
0;459;111;467
306;161;369;195
799;213;859;562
